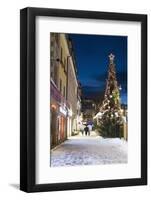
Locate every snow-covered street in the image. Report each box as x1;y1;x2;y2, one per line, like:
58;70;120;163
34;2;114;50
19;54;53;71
50;132;128;167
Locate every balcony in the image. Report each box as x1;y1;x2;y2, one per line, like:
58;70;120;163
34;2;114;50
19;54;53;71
51;80;70;108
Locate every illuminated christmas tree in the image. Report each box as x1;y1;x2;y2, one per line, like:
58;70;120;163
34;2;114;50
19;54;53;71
99;53;123;138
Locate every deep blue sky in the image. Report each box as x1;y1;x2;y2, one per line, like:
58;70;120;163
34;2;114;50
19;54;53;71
68;34;127;105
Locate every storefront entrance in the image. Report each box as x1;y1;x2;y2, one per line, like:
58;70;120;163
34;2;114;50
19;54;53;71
50;109;57;148
58;116;67;142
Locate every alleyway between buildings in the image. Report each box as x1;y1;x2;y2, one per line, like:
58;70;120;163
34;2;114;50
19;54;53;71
50;131;128;167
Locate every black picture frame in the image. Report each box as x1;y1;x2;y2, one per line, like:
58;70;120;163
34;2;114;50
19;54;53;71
20;7;147;192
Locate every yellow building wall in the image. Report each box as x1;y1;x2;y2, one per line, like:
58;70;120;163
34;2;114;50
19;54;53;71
57;34;70;98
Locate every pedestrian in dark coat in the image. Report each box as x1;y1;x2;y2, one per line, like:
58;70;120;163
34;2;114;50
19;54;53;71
84;126;89;136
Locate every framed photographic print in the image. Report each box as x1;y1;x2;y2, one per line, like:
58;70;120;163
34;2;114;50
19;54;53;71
20;7;147;192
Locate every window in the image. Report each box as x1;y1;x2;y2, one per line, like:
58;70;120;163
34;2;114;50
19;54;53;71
60;79;62;93
50;71;53;79
51;40;53;47
51;50;54;58
55;33;59;45
63;86;66;98
64;58;66;72
60;47;63;62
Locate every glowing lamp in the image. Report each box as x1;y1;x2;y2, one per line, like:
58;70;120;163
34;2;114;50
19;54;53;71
51;104;57;110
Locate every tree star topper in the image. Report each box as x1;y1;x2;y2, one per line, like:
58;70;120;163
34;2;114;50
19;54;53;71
109;53;115;64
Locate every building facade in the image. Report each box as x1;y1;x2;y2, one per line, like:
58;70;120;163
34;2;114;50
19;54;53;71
50;33;80;148
66;52;78;136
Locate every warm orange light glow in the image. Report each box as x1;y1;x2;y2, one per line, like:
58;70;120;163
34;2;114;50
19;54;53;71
51;104;57;110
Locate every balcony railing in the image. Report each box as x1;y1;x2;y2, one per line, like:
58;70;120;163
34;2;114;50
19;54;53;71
51;80;70;108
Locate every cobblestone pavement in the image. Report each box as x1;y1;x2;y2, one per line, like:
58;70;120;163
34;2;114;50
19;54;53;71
50;132;128;167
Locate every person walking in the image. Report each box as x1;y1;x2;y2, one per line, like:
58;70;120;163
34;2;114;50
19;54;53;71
84;125;89;136
80;123;85;136
87;124;92;136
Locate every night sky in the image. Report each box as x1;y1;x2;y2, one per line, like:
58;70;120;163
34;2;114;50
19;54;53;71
68;34;127;105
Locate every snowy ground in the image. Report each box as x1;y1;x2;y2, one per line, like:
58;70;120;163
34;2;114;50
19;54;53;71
50;131;128;167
